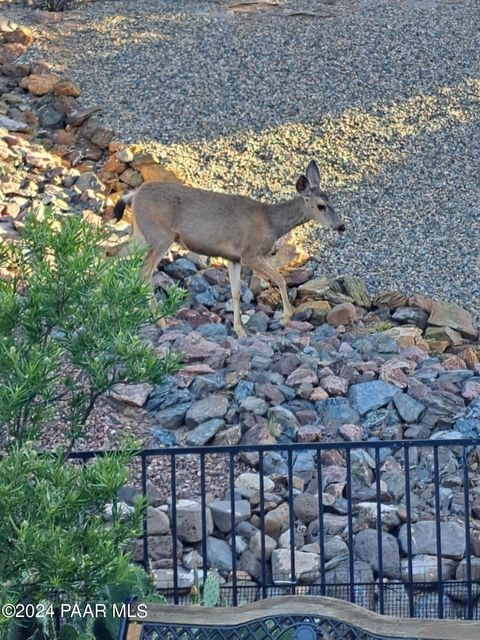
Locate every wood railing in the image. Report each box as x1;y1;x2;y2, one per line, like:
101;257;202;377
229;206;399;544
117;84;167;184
119;596;480;640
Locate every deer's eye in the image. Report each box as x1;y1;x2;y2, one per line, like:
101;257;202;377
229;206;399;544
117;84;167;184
317;204;326;211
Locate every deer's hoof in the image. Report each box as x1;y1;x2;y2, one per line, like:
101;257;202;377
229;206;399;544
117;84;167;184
235;326;247;338
281;315;292;327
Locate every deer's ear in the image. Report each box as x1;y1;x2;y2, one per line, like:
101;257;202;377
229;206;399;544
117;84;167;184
306;160;320;187
296;175;310;195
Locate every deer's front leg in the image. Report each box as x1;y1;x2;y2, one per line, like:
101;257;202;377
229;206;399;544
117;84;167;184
227;260;246;337
244;256;293;326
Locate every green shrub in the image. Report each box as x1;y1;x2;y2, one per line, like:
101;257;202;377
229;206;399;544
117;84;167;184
0;443;143;636
0;207;184;448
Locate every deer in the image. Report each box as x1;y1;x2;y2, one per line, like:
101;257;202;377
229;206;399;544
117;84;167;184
113;159;345;337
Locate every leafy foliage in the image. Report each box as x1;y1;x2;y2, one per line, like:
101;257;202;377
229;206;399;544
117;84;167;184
0;444;143;627
0;207;184;447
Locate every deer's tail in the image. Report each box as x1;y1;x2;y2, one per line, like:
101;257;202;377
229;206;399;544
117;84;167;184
113;191;135;221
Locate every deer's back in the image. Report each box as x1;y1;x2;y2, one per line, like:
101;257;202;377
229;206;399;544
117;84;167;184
132;182;275;260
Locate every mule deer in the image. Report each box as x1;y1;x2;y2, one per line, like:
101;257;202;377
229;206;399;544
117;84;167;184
113;160;345;337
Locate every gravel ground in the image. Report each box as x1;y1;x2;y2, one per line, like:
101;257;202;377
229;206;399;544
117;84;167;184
7;0;480;314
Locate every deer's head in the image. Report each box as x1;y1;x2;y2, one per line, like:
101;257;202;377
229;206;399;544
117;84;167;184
296;160;345;233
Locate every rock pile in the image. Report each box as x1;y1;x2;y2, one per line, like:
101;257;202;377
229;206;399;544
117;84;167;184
110;255;480;617
0;17;181;248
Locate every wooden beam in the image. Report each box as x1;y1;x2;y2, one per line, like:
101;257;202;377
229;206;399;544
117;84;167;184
128;596;480;640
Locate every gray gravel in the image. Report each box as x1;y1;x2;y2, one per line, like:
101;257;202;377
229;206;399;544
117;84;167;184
12;0;480;314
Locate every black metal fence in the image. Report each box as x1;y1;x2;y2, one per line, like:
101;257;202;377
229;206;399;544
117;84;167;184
71;437;480;620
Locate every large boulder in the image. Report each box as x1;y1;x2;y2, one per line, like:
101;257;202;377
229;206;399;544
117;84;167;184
428;301;478;339
348;381;399;415
174;499;213;543
353;529;401;579
271;549;319;584
185;396;229;427
209;499;251;533
398;521;466;559
235;472;275;498
206;536;232;572
400;555;457;583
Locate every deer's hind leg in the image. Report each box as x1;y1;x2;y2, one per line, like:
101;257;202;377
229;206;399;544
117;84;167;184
243;256;293;326
227;260;246;338
141;235;173;326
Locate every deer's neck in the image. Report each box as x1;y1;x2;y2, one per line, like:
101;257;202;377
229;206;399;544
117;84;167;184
267;197;308;241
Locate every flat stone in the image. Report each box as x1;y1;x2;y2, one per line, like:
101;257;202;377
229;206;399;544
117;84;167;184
209;499;251;533
393;392;425;423
174;332;229;361
271;548;319;584
297;277;330;299
186;418;224;446
0;114;29;132
286;366;318;386
185;396;229;427
348;381;399;415
428;301;478;339
164;257;198;279
153;567;201;590
401;555;456;583
398;521;465;559
424;326;463;346
235;472;274;498
110;383;153;407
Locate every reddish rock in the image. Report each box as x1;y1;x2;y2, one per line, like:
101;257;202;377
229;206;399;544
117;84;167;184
0;43;27;65
110;383;153;407
103;154;128;174
443;356;467;370
321;374;348;396
139;163;183;184
4;27;34;46
25;73;60;96
298;424;321;443
53;79;81;97
258;383;285;405
462;380;480;401
296;409;317;425
286;366;318;386
339;424;363;441
54;129;76;146
458;347;479;370
174;332;229;361
327;303;357;327
408;293;434;314
309;387;329;401
379;359;411;389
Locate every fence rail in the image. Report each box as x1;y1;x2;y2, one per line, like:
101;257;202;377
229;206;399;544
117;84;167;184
71;437;480;619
